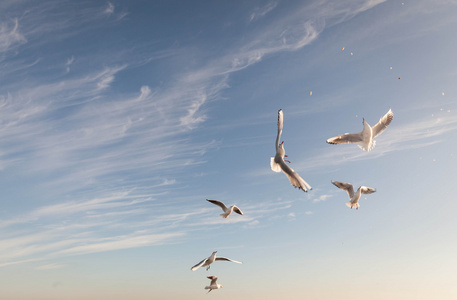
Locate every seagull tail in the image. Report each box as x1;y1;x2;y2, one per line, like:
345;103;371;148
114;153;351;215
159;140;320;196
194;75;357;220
270;157;281;172
220;213;229;219
346;201;360;209
357;140;375;152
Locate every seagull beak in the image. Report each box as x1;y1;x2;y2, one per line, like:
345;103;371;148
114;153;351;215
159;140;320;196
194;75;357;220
281;141;284;145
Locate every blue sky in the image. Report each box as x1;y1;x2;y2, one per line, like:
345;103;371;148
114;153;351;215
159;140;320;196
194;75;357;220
1;0;457;299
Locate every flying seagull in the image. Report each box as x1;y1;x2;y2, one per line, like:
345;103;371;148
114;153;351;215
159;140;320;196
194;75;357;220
207;199;243;218
205;276;223;293
191;251;242;271
331;180;376;210
270;109;312;192
326;109;393;151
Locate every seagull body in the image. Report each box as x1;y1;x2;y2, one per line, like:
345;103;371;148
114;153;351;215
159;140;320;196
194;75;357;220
270;109;312;192
191;251;242;271
331;181;376;209
326;109;393;151
205;276;223;293
206;199;243;218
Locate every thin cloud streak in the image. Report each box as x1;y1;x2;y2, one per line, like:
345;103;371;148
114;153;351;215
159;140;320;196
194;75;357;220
249;2;278;22
0;18;27;54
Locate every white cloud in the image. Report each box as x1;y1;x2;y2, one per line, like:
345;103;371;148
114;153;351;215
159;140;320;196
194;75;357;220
104;2;115;15
313;194;332;203
0;18;27;53
249;2;278;22
55;232;183;256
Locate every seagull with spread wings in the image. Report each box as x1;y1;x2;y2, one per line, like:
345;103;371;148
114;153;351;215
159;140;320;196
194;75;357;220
270;109;312;192
191;251;242;271
207;199;243;218
331;180;376;210
326;109;393;151
205;276;223;293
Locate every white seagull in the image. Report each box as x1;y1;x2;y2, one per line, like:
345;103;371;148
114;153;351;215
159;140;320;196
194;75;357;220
326;109;393;151
207;199;243;218
331;180;376;210
270;109;312;192
205;276;223;293
191;251;242;271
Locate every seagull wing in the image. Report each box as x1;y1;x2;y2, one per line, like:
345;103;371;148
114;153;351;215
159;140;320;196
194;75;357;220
360;186;376;194
278;160;312;192
191;258;208;271
326;132;363;144
271;110;284;172
215;257;243;264
207;276;218;285
332;181;355;199
206;199;227;211
276;109;283;151
232;205;243;215
372;109;393;138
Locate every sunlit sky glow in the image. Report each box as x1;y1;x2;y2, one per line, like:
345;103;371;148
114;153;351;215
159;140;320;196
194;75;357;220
1;1;456;299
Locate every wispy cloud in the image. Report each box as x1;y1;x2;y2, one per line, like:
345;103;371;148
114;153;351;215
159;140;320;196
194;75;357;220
313;194;332;203
55;232;183;256
104;2;115;15
249;2;278;22
0;18;27;53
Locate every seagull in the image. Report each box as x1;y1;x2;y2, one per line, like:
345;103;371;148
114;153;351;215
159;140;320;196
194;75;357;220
326;109;393;151
207;199;243;218
191;251;242;271
270;109;312;192
331;180;376;210
205;276;223;293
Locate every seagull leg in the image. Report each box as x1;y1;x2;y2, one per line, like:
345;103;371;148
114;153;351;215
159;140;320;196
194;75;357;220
284;160;291;163
206;265;210;271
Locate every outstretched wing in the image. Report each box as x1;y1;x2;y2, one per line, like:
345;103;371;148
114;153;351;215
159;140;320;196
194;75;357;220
372;109;393;138
278;160;312;192
326;132;363;144
275;109;283;151
206;199;227;211
331;181;355;199
191;258;208;271
215;257;242;264
360;186;376;194
232;205;243;215
207;276;218;285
